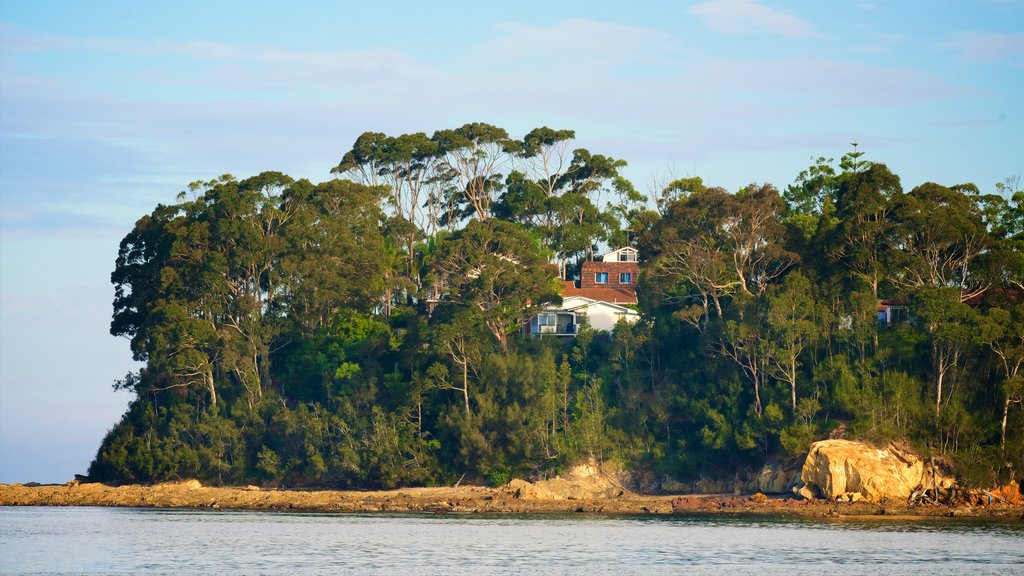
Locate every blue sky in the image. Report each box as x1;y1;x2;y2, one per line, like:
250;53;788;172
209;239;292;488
1;0;1021;483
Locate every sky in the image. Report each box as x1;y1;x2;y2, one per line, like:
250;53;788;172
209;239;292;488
0;0;1021;483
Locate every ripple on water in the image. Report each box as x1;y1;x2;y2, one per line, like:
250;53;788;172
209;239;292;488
1;507;1022;575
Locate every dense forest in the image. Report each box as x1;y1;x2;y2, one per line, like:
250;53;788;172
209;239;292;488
89;124;1024;490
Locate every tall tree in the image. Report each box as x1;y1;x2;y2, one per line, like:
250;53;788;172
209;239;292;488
784;156;838;241
432;123;514;222
763;271;820;412
890;182;990;302
912;288;978;421
826;163;903;297
433;219;558;350
978;304;1024;449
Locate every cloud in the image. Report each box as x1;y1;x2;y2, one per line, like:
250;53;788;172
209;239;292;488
688;0;823;39
946;31;1024;64
486;18;676;67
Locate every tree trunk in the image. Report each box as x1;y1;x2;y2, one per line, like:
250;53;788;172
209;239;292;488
1001;396;1012;451
790;358;798;413
462;360;470;418
205;367;217;409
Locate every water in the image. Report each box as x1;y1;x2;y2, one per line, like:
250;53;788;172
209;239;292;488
1;507;1022;575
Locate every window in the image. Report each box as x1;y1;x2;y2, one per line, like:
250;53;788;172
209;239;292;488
619;272;632;284
595;272;608;284
539;312;557;327
619;252;637;262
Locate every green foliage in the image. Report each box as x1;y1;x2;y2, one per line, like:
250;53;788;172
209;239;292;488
91;133;1024;489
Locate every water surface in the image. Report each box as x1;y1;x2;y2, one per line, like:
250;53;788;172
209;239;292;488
1;507;1022;575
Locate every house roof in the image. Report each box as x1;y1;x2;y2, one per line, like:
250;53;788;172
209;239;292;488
563;284;638;305
603;246;638;256
562;295;640;315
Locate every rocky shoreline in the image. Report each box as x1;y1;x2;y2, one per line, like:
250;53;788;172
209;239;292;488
2;480;1022;520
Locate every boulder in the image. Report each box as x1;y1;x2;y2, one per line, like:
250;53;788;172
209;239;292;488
754;462;801;494
801;440;927;502
793;484;819;500
504;479;563;501
992;481;1022;505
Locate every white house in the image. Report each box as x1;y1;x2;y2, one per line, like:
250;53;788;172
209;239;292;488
527;296;640;337
526;247;642;337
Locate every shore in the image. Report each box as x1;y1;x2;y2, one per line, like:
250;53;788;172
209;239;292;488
2;481;1022;520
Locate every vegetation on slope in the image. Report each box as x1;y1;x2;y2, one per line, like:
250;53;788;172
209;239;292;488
89;125;1024;489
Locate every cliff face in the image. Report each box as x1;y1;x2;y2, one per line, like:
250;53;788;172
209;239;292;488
799;440;951;502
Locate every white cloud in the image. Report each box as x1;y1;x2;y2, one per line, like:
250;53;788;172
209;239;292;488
487;18;675;66
688;0;823;39
946;31;1024;64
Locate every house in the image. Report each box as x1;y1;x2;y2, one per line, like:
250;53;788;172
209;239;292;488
877;300;909;325
527;247;641;336
527;295;640;335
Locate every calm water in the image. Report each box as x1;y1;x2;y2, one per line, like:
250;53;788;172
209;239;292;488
1;507;1022;575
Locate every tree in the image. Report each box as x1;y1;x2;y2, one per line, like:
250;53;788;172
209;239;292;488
432;123;514;222
912;288;978;421
497;132;629;276
784;156;838;241
826;163;902;297
433;219;559;350
978;304;1024;449
890;182;990;302
332;131;442;283
428;311;484;417
763;272;820;412
644;184;796;329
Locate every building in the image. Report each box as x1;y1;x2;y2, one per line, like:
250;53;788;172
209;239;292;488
526;247;641;336
877;300;909;325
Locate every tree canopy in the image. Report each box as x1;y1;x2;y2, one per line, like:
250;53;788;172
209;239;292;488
92;129;1024;491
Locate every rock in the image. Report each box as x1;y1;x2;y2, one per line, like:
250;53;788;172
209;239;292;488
801;440;929;503
695;477;729;494
793;484;819;500
993;481;1022;505
504;479;562;501
661;476;687;493
754;462;801;494
749;492;769;503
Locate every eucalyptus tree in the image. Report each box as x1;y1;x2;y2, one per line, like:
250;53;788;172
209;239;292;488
978;304;1024;450
643;186;737;329
111;176;238;409
333;131;443;288
826;163;903;298
433;218;559;350
278;178;389;331
493;128;630;276
432;123;515;222
911;287;979;422
890;182;990;302
644;183;796;330
983;176;1024;292
427;309;486;418
763;271;820;413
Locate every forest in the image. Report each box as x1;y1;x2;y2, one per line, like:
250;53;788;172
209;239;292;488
89;123;1024;490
